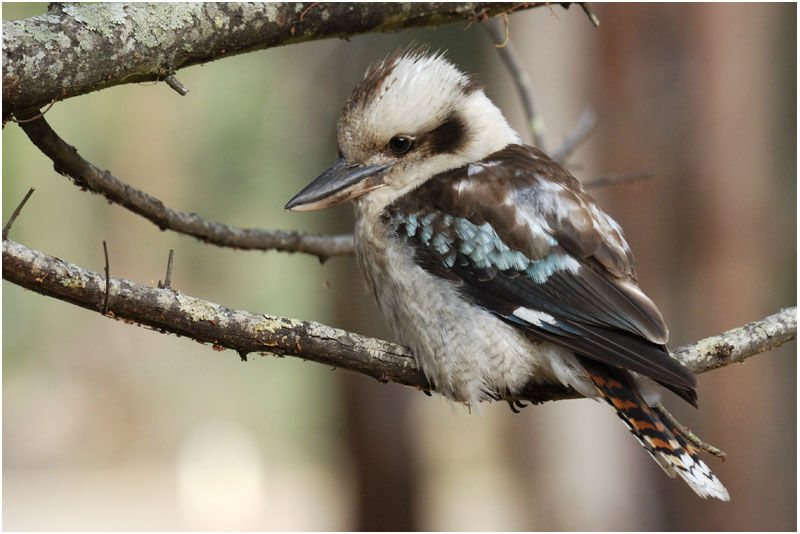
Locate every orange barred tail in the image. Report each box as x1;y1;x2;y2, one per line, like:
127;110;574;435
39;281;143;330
580;358;730;501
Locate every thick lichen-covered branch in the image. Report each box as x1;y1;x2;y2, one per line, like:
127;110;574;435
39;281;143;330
2;2;558;118
3;238;795;404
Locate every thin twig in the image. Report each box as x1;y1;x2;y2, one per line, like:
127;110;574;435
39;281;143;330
102;240;110;315
484;16;546;149
655;402;727;459
299;2;321;21
583;170;655;189
552;107;598;163
163;75;189;96
3;237;796;405
579;2;600;27
2;188;36;240
158;249;175;289
9;99;58;124
16;114;354;262
670;307;798;374
493;13;510;48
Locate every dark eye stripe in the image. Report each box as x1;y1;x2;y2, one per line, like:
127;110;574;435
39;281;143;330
427;113;467;155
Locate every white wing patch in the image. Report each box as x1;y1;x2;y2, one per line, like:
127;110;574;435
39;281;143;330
513;307;558;327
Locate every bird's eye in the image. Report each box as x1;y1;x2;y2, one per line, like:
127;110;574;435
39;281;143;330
388;136;413;156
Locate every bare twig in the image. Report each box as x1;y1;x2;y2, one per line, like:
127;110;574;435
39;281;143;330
484;16;546;148
552;107;598;163
16;113;354;262
654;402;727;459
158;249;175;289
579;3;601;27
8;99;58;124
492;13;511;48
4;238;795;405
163;75;189;96
583;170;655;189
2;187;35;240
101;241;110;315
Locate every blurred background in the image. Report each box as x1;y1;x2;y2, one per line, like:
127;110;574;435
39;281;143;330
2;3;796;531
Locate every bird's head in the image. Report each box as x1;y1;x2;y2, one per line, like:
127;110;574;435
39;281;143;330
285;47;520;212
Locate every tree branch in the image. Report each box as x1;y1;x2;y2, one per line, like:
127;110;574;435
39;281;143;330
17;112;354;262
671;308;797;374
485;16;546;149
2;186;35;240
552;106;598;163
3;2;559;118
4;237;794;405
3;237;425;389
583;170;654;189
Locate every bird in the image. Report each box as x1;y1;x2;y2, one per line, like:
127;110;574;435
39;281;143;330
285;47;729;501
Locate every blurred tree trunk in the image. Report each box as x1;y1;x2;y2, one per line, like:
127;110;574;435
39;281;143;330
336;261;418;530
343;375;416;530
593;3;795;530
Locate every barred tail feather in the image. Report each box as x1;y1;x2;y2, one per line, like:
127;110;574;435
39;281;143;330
579;358;730;501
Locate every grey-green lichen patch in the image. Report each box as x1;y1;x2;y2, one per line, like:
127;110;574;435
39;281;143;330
63;3;205;49
58;275;87;289
693;337;723;357
176;292;221;322
126;4;202;48
307;320;347;341
11;17;70;52
63;3;127;39
260;3;281;23
78;37;93;52
695;337;735;361
252;315;297;334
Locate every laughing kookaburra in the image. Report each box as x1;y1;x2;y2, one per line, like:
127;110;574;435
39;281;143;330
286;48;729;500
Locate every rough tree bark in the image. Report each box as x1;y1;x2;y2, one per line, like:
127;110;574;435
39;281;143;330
2;2;546;118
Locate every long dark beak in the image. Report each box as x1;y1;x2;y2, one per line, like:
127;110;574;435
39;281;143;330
285;158;391;212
